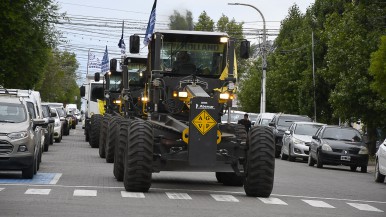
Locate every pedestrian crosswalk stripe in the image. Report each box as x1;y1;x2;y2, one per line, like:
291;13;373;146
302;200;335;208
259;197;288;205
211;194;239;202
73;189;97;197
25;189;51;195
166;192;192;200
347;203;383;212
0;188;4;192
121;191;145;198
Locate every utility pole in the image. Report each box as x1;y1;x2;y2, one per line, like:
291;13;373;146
312;31;316;122
228;3;267;113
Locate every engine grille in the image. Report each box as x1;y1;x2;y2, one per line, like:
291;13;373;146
0;140;13;155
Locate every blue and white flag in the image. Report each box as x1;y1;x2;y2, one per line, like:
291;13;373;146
118;36;125;55
88;50;101;69
143;0;157;46
101;46;109;74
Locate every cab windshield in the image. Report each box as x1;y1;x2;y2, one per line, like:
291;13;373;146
0;103;27;123
161;41;226;77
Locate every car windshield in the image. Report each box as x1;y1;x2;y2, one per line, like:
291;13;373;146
161;40;226;77
55;108;65;117
221;113;244;123
278;116;311;127
294;124;323;136
0;103;27;123
322;127;362;142
260;119;272;126
109;74;121;92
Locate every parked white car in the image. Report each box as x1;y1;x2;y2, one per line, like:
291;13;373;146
375;138;386;183
254;112;275;126
281;121;325;162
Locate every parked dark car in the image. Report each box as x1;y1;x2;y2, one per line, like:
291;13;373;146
41;104;55;151
308;125;369;172
269;113;312;157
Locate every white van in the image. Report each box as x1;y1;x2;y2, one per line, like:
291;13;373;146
254;112;276;126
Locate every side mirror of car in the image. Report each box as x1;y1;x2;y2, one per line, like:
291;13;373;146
312;135;319;140
60;117;65;121
50;108;57;117
285;130;290;135
32;118;46;130
268;122;275;127
48;118;55;124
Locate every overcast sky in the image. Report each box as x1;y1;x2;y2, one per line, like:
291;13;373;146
56;0;315;81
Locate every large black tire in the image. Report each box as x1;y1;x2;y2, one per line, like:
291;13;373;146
244;126;275;197
89;114;102;148
375;159;385;183
105;116;122;163
215;172;224;183
114;119;131;181
123;120;153;192
99;114;111;158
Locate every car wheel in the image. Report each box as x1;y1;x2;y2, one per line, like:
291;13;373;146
350;166;357;172
288;145;295;162
114;119;131;181
280;148;288;160
360;165;367;173
375;159;385;183
308;154;315;166
316;151;323;168
22;158;35;179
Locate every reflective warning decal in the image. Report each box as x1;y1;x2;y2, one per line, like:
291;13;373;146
192;110;217;135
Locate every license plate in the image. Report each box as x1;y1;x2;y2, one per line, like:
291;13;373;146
341;156;351;161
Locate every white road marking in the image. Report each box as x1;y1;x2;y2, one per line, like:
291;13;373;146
73;189;97;197
347;203;383;212
258;197;288;205
49;173;62;185
166;192;192;200
121;191;145;198
211;194;239;202
302;200;335;208
0;188;4;192
25;188;51;195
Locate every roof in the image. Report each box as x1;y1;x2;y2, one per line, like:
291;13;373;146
154;30;228;37
292;121;325;125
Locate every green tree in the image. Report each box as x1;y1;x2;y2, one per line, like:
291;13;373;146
216;14;244;40
369;35;386;99
0;0;62;89
194;11;214;31
168;10;194;30
36;50;80;104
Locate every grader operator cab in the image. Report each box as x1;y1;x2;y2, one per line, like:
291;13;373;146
116;30;275;197
93;56;147;162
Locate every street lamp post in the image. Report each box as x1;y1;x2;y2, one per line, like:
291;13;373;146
228;3;267;113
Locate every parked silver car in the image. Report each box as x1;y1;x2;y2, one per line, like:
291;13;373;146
281;121;325;162
0;92;45;178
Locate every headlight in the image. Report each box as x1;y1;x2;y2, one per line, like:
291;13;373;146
358;147;368;155
321;144;332;152
219;93;230;100
8;131;28;140
178;91;188;98
292;138;304;145
113;99;121;104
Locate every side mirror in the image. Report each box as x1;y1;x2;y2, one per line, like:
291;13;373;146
48;118;55;124
80;86;85;97
110;59;118;72
94;73;100;82
60;117;65;121
130;35;140;54
32;118;46;129
240;40;250;59
268;122;275;127
285;130;290;135
312;135;318;140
